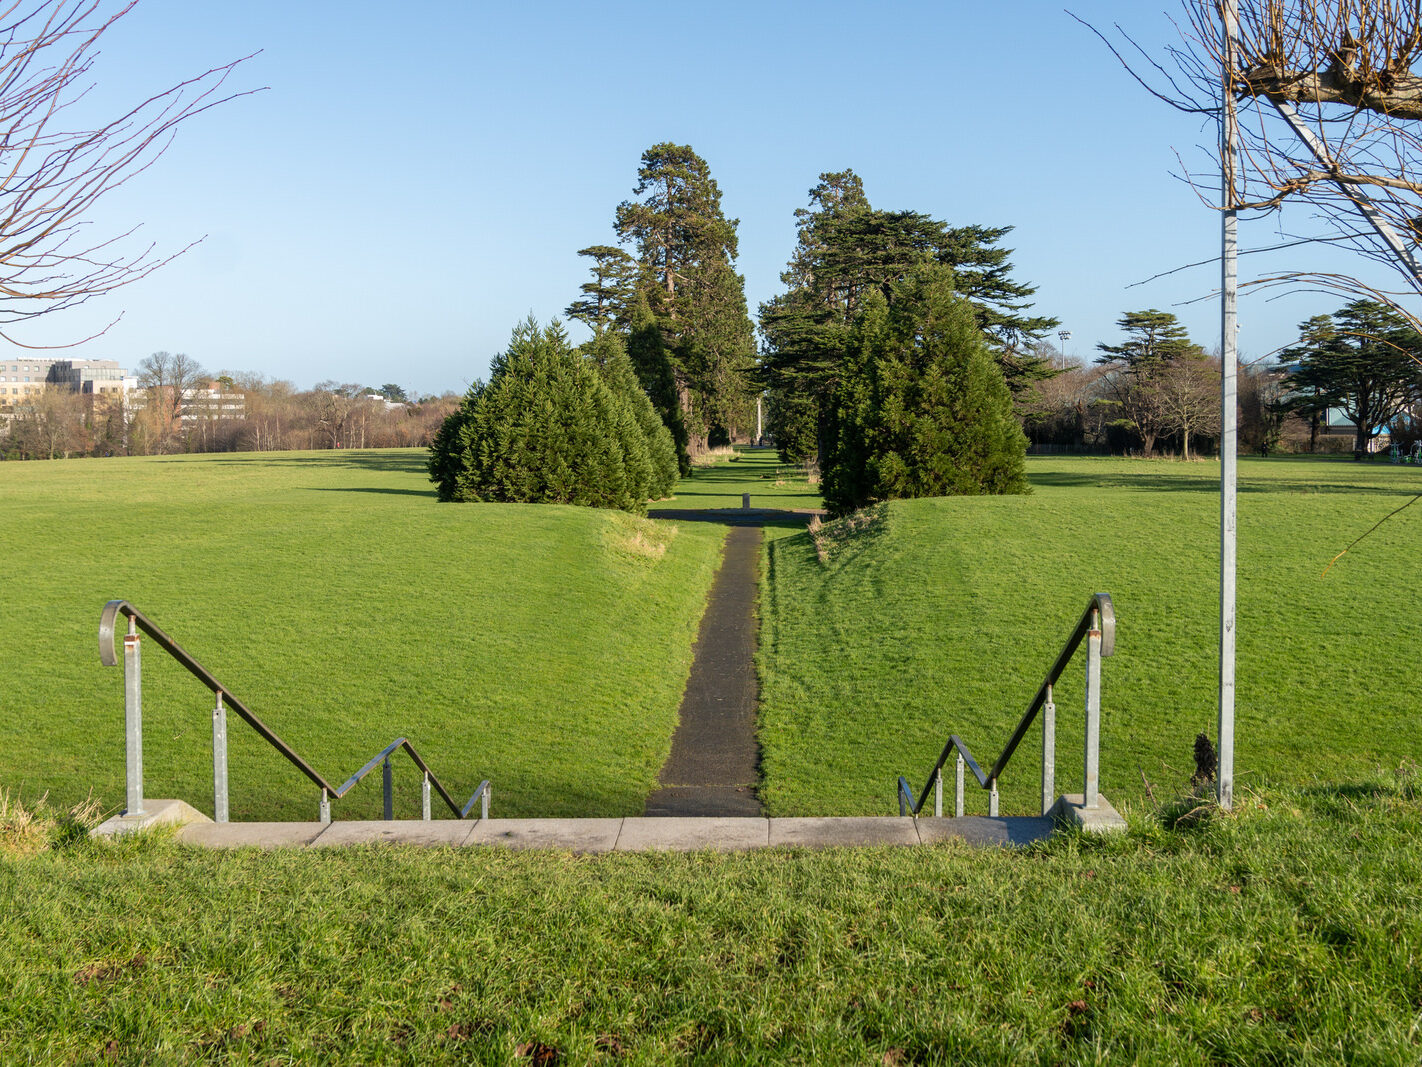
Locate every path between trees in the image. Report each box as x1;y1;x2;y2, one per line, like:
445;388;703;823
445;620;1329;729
643;523;766;817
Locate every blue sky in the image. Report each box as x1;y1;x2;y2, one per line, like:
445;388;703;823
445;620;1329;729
14;0;1403;395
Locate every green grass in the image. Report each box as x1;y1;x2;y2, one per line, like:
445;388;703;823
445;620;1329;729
0;450;726;820
3;779;1421;1063
759;454;1422;816
650;446;821;537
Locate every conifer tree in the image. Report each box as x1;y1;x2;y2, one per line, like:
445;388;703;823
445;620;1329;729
584;331;680;499
428;317;657;512
1094;309;1204;456
760;170;1057;463
615;143;756;452
566;245;637;337
822;265;1028;515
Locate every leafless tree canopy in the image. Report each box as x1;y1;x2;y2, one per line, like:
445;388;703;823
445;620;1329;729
1095;1;1422;313
0;0;256;344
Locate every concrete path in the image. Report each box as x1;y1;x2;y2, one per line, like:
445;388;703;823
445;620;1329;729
174;814;1057;851
644;525;764;817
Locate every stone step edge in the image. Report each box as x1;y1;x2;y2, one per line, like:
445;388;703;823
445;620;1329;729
94;797;1128;851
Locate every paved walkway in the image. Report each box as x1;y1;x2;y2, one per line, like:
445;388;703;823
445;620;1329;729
174;814;1056;851
644;525;764;817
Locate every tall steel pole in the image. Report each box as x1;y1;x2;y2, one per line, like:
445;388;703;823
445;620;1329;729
1218;0;1240;809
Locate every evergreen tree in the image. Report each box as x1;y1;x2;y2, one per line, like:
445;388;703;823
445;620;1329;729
428;317;657;512
565;245;637;337
627;288;690;474
759;170;1057;463
1281;301;1422;457
822;265;1028;515
614;143;756;451
1094;309;1203;456
584;330;680;499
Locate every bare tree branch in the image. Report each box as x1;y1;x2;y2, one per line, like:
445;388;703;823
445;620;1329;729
0;1;260;342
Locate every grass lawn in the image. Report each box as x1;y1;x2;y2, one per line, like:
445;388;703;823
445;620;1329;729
0;450;726;820
649;446;821;541
3;778;1420;1063
759;454;1422;817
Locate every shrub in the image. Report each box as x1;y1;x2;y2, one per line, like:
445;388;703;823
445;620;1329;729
429;318;667;512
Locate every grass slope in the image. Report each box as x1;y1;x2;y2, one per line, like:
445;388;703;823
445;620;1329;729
760;455;1422;816
3;780;1420;1063
0;450;725;819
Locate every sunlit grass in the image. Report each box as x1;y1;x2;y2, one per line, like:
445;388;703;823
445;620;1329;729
3;779;1420;1063
759;454;1422;816
0;449;725;820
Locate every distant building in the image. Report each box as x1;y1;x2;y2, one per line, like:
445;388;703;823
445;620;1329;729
0;358;137;409
0;358;60;406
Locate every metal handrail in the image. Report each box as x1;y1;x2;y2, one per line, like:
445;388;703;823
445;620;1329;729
897;593;1115;819
99;599;490;824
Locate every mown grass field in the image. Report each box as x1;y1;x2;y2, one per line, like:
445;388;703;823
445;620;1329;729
0;450;728;820
759;454;1422;816
4;778;1420;1063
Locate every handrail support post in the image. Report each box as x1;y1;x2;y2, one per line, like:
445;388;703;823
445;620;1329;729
382;757;393;820
955;753;965;818
1084;609;1103;810
481;783;490;821
933;767;942;818
319;788;330;824
989;778;999;818
212;692;229;823
123;625;144;817
1042;685;1056;817
421;771;431;821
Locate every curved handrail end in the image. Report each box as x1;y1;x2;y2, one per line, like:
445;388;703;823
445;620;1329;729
1094;593;1116;658
99;599;133;667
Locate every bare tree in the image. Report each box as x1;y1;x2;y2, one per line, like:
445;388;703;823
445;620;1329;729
0;1;257;344
1153;355;1224;459
8;383;83;457
135;349;205;452
1096;1;1422;314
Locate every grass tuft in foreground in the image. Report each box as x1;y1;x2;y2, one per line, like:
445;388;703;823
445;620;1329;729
2;779;1421;1062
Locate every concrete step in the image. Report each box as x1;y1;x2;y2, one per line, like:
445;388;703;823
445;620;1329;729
168;813;1058;852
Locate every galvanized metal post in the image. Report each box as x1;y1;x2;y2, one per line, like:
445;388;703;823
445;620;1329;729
955;753;965;818
988;779;999;818
382;757;393;820
421;771;431;821
480;783;491;821
1219;0;1240;811
934;767;942;817
1041;684;1056;817
1084;610;1103;809
319;788;330;824
212;692;229;823
123;623;144;816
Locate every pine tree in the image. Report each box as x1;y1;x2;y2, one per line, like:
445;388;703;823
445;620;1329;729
822;265;1028;515
565;245;637;337
1094;309;1204;456
614;143;756;452
760;171;1057;463
1282;301;1422;457
428;317;658;512
584;331;680;499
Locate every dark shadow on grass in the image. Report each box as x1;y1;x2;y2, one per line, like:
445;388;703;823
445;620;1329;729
1030;470;1422;496
1298;780;1419;802
306;487;437;498
157;451;429;475
649;508;820;530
